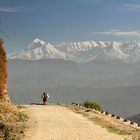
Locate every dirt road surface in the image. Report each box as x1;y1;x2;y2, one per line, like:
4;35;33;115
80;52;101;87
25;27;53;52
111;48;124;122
22;105;126;140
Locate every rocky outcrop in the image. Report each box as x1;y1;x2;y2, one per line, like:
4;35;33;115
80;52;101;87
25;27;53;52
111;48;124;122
0;38;8;101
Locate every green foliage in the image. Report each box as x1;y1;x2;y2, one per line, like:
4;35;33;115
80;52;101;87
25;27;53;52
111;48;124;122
107;126;128;135
84;100;102;111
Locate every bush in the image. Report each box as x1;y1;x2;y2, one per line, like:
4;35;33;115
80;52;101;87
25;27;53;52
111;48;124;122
83;100;102;111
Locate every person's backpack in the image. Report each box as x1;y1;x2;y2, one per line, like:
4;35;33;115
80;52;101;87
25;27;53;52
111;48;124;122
47;94;50;98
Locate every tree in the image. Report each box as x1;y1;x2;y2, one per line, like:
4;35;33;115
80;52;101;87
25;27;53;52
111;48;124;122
0;38;7;101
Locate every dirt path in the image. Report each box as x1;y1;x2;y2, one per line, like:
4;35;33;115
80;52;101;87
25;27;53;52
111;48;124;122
22;105;126;140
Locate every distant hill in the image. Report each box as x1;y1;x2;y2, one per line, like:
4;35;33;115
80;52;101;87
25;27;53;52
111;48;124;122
7;59;140;117
127;114;140;123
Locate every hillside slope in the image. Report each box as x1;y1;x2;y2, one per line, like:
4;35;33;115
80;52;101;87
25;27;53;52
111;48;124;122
0;102;27;139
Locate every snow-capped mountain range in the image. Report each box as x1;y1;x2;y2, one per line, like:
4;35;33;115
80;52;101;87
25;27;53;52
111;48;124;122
8;38;140;63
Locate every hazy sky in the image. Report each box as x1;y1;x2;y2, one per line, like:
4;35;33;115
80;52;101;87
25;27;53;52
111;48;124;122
0;0;140;53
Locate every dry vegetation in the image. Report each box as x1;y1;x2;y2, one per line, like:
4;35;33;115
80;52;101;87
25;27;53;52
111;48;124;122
0;39;27;140
0;38;7;100
0;102;28;140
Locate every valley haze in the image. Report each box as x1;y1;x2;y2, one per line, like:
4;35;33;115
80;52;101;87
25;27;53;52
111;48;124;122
7;39;140;122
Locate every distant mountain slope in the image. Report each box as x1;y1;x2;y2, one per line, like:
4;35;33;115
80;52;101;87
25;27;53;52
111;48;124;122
127;114;140;123
8;38;74;61
8;38;140;63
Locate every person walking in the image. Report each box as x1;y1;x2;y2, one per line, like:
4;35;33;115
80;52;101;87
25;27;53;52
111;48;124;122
41;91;49;105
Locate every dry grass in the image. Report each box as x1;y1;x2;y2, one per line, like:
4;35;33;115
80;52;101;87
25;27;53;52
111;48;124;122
0;39;28;139
0;102;28;140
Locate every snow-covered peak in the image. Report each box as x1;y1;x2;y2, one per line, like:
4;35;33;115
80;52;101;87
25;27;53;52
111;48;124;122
8;39;140;63
32;38;52;46
28;38;50;50
33;38;43;43
8;38;74;61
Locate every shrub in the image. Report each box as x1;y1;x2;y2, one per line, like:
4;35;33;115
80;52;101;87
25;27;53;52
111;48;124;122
83;100;102;111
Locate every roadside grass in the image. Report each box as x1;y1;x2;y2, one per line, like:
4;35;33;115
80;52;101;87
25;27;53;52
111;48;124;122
107;126;129;135
90;117;128;135
0;102;28;140
66;105;134;137
18;112;29;121
16;105;27;109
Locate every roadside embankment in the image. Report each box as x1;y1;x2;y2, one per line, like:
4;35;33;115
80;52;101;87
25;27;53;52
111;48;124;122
0;102;27;140
68;103;140;140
